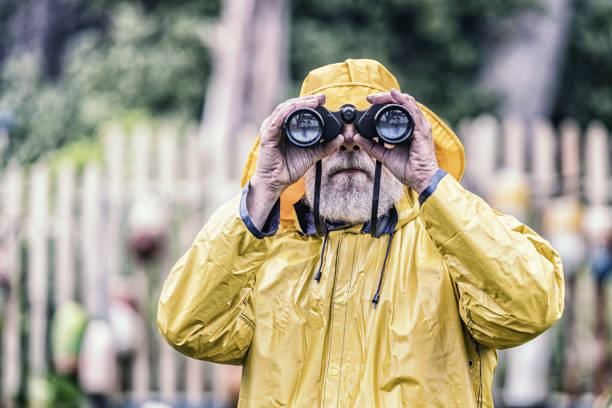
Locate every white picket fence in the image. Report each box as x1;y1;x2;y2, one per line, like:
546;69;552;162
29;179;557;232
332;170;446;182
0;115;610;406
0;122;238;407
459;115;610;205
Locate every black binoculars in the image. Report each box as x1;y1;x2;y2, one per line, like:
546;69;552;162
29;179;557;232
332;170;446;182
283;103;414;147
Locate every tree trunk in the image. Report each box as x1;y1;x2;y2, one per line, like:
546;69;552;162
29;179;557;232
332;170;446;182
199;0;289;198
480;0;573;121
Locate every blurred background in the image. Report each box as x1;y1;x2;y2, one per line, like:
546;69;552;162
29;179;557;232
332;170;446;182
0;0;611;407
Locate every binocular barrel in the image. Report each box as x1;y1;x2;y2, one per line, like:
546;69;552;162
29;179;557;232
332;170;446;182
284;103;414;147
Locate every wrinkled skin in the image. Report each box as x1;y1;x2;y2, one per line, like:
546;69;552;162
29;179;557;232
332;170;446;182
247;89;440;229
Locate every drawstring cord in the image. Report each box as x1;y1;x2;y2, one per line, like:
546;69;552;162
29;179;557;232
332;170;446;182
313;228;394;308
314;234;329;282
313;160;328;237
370;161;382;237
372;231;395;307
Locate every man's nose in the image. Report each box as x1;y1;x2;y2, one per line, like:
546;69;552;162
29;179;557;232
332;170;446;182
339;123;361;152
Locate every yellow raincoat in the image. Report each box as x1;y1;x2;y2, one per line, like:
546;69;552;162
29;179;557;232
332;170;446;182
157;59;564;407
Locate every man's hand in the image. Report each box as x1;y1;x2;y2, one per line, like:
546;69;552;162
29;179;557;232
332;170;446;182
247;94;344;230
354;89;439;194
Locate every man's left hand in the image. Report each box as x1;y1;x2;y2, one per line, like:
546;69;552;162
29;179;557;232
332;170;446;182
354;89;439;194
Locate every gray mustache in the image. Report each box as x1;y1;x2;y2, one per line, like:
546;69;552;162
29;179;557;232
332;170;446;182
325;153;374;179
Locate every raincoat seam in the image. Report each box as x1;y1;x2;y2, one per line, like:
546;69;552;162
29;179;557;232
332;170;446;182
204;242;234;276
204;245;259;333
322;233;345;407
335;239;359;404
436;228;462;249
205;243;260;302
465;307;476;337
464;309;484;407
272;231;294;239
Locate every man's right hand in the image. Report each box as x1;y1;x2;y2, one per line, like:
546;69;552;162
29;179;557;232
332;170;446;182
247;94;344;231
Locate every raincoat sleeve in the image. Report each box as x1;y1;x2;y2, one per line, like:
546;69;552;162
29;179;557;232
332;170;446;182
419;170;565;349
157;187;278;364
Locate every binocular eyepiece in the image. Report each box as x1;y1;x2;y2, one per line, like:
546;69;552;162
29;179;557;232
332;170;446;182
284;103;414;147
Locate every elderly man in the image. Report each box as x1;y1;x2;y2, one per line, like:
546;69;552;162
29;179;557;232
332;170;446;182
157;59;564;407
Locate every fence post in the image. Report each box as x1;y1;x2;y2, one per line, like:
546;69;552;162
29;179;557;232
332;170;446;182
81;164;105;318
558;119;583;398
503;116;526;171
131;124;152;199
28;163;50;376
585;122;609;206
104;124;126;286
157;123;179;402
55;162;76;306
531;119;556;203
1;163;23;405
464;115;498;194
560;120;581;197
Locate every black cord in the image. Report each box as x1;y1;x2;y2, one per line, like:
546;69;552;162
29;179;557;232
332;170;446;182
370;161;382;238
313;160;327;236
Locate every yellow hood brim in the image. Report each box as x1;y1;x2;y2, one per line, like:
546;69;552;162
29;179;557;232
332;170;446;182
240;59;465;224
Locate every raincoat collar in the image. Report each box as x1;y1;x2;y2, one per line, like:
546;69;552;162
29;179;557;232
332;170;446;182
291;186;420;237
293;199;398;237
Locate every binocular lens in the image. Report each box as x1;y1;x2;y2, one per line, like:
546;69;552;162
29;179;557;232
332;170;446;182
286;110;323;147
375;107;412;144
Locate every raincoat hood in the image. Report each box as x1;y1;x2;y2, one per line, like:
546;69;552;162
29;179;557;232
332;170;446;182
240;59;465;225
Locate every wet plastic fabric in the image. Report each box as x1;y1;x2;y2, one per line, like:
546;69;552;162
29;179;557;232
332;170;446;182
157;59;564;407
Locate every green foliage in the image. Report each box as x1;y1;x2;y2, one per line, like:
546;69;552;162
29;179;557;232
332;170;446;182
64;3;214;121
290;0;539;125
28;374;83;408
49;138;103;173
0;54;83;164
0;0;218;165
552;0;612;128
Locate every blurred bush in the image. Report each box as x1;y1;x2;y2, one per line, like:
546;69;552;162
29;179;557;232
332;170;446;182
0;0;219;165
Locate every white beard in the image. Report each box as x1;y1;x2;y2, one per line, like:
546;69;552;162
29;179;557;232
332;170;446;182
304;151;404;224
